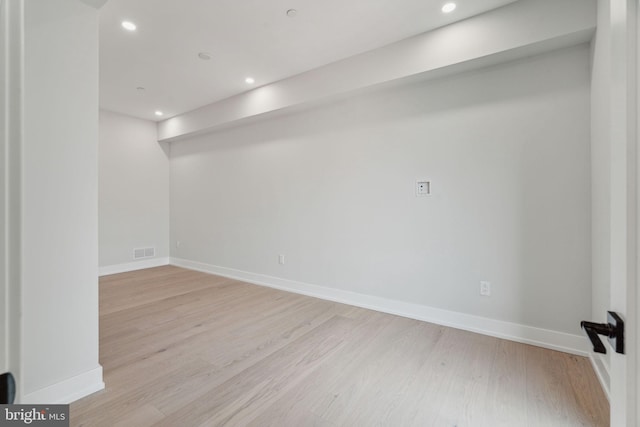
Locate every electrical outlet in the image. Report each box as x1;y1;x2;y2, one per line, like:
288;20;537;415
416;180;431;196
278;254;285;265
480;281;491;296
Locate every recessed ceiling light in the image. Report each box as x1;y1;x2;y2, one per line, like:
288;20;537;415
286;9;298;17
245;77;255;84
155;111;164;116
121;21;137;31
441;3;456;13
198;52;212;60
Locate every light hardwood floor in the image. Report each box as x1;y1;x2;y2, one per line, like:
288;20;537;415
71;266;609;426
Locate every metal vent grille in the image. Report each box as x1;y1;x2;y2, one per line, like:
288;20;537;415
133;247;155;260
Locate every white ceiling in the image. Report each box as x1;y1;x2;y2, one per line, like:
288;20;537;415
99;0;520;121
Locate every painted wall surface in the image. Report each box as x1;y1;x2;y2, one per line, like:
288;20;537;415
99;110;170;269
22;0;101;400
171;45;592;335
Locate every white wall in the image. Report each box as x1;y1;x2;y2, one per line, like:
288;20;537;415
99;110;170;274
21;0;102;403
171;44;592;337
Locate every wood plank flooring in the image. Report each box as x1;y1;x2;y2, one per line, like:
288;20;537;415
70;266;609;426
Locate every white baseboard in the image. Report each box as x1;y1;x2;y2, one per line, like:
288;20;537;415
21;365;104;404
589;352;611;401
99;257;170;276
170;257;590;356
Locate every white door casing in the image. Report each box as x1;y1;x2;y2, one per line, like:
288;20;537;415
0;0;22;401
0;0;7;378
608;0;638;426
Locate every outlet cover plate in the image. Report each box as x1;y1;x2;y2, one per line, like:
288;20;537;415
480;281;491;296
416;180;431;196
